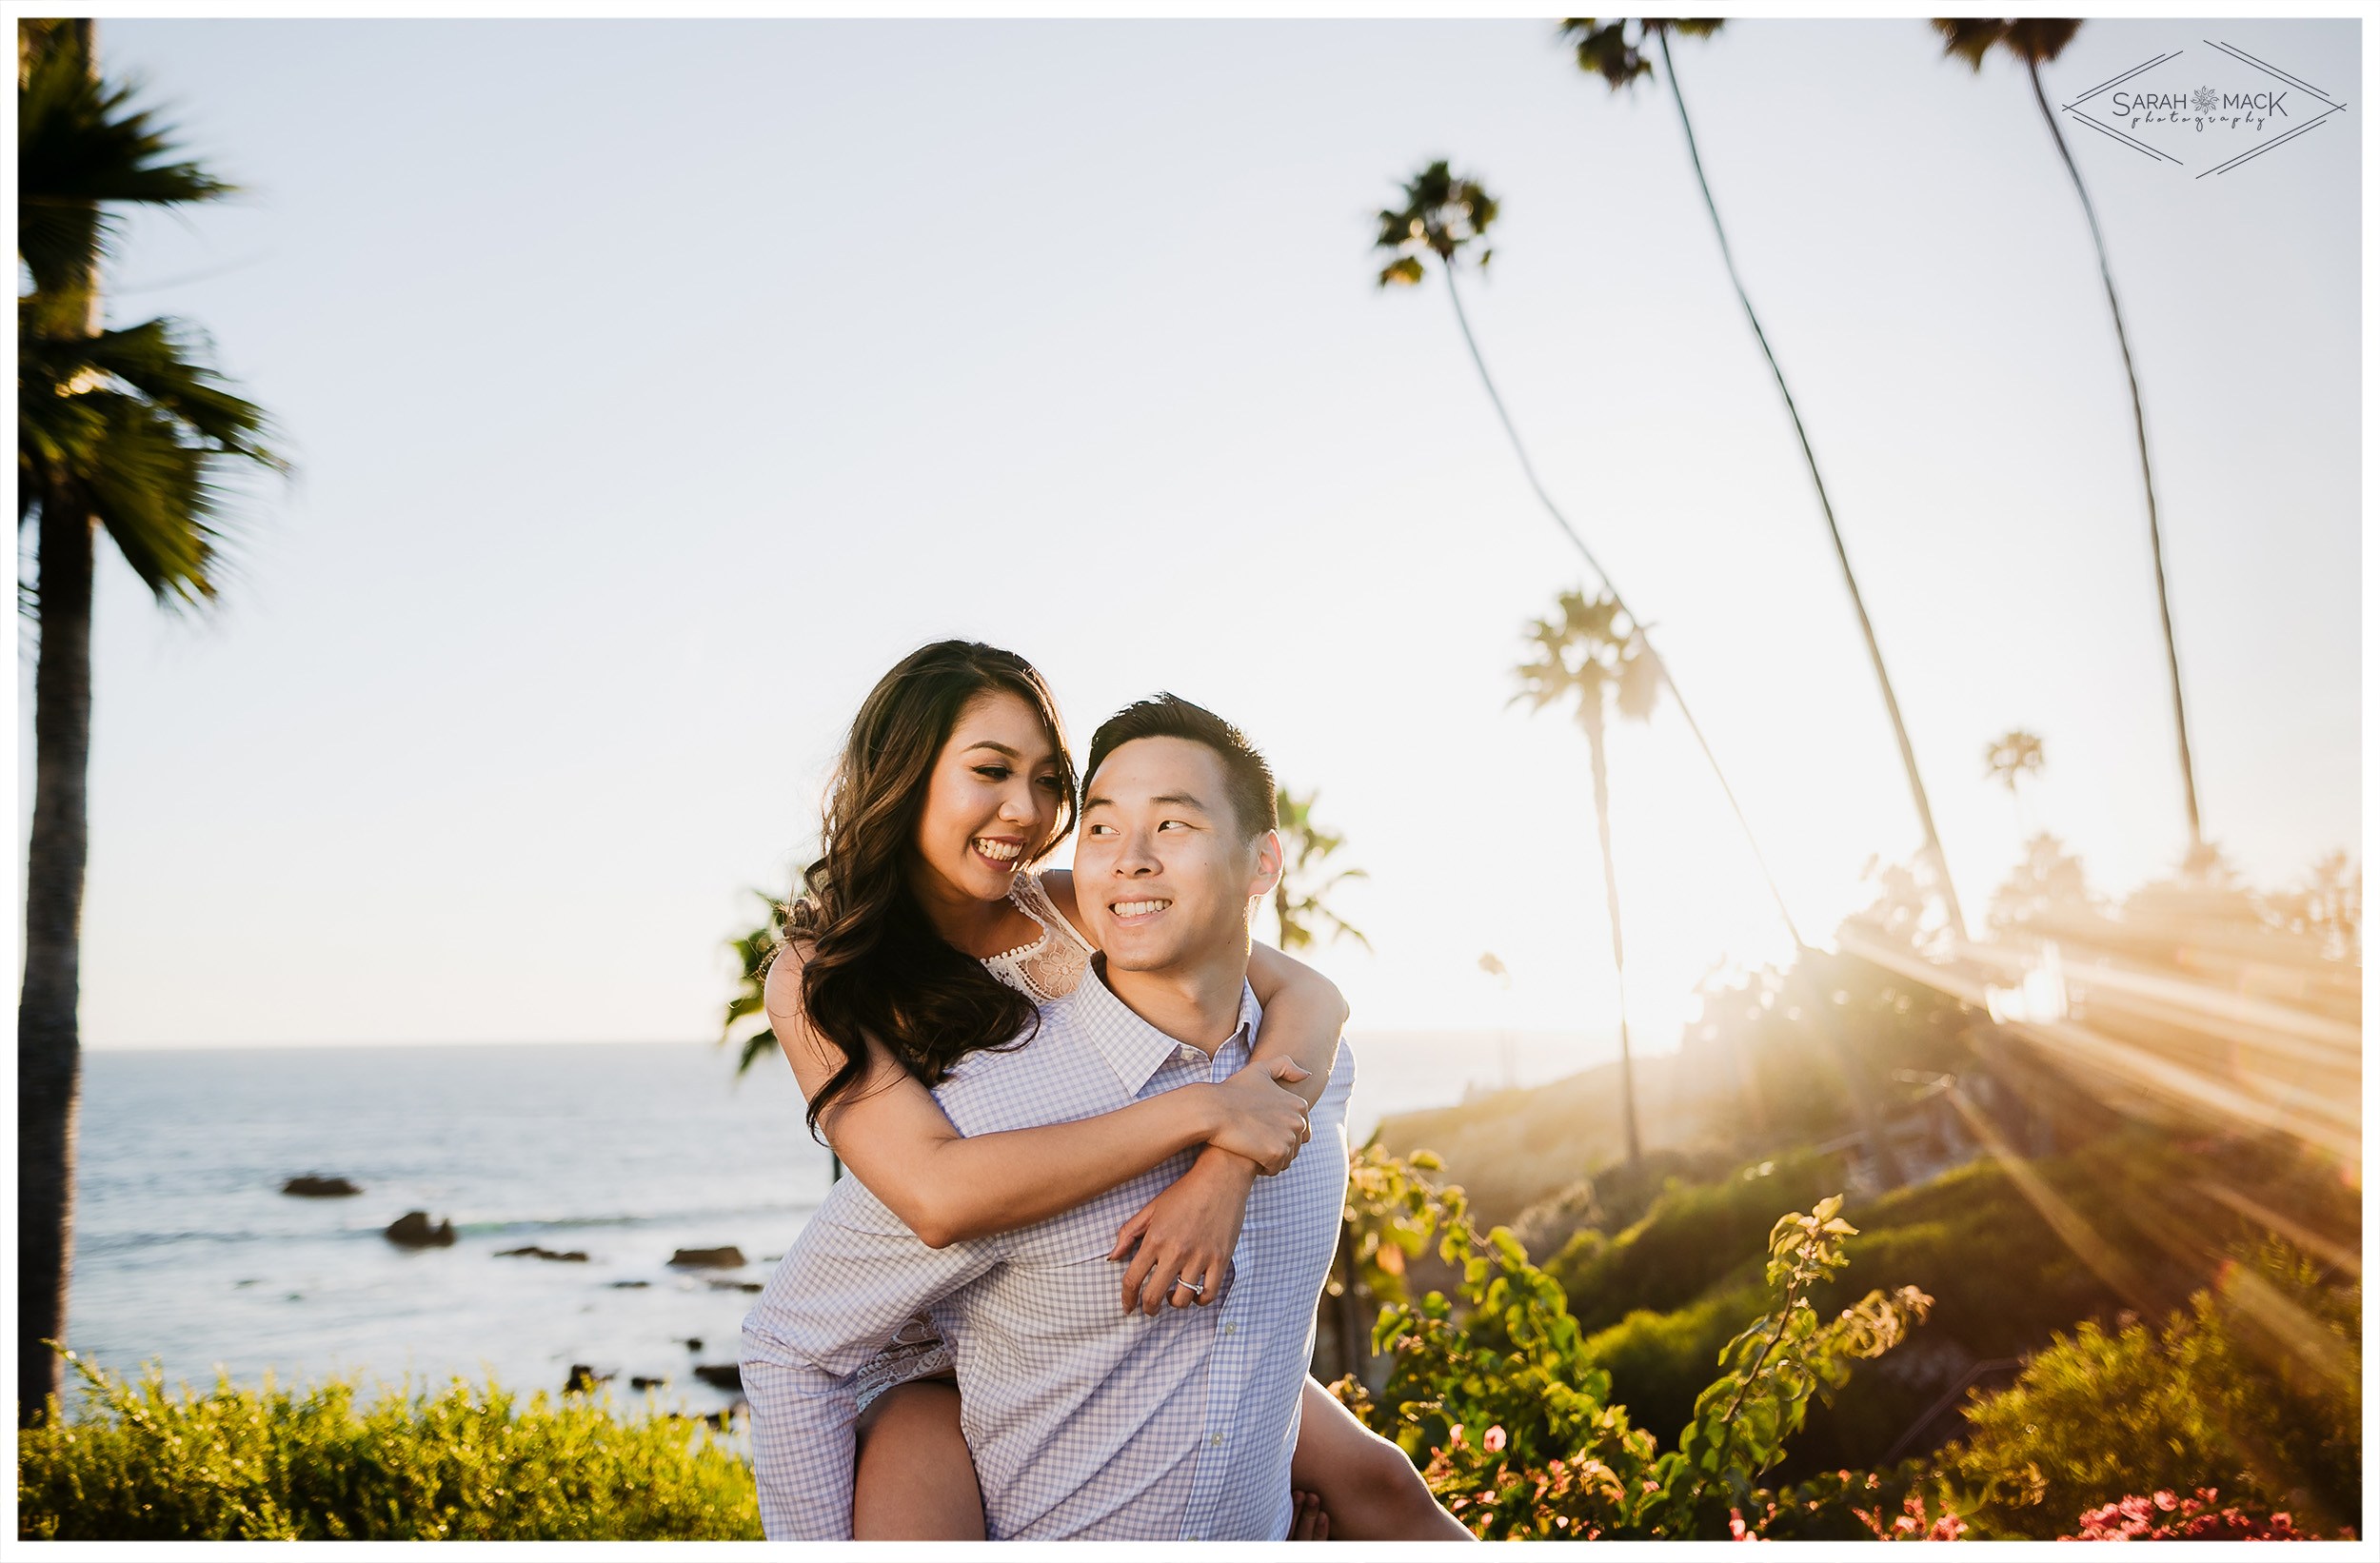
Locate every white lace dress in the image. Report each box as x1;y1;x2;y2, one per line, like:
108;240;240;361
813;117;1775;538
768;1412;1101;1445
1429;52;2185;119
846;869;1096;1412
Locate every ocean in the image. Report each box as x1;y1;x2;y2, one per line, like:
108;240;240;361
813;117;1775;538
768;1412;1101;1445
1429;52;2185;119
64;1029;1609;1416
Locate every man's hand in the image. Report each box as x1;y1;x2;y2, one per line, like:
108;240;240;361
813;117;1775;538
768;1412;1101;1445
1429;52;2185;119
1106;1147;1260;1315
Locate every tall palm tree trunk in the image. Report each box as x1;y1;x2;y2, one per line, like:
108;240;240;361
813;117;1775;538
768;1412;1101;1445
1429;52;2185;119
19;501;94;1426
1656;29;1969;943
1582;721;1641;1166
2023;57;2202;854
1444;266;1905;1186
19;19;101;1425
1439;266;1799;947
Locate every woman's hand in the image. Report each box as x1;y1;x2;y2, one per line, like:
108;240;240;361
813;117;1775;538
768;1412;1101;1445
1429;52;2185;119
1206;1057;1312;1175
1107;1149;1261;1314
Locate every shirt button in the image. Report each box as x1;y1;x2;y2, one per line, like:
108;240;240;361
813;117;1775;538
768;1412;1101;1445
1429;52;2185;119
1208;1433;1225;1447
1178;1045;1200;1063
1222;1323;1237;1335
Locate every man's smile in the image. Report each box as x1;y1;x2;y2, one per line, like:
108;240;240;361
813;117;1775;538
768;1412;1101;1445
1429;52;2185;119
1108;898;1173;922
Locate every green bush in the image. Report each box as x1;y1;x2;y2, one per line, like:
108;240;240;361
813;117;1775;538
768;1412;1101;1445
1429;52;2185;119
17;1355;761;1540
1941;1236;2361;1540
1579;1280;1767;1438
1550;1149;1840;1335
1573;1126;2328;1482
1336;1147;1931;1540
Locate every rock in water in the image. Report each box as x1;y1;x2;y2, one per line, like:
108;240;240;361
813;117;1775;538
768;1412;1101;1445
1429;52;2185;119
629;1375;666;1391
282;1175;362;1197
565;1364;614;1395
668;1245;746;1269
386;1211;456;1248
692;1363;744;1393
495;1245;589;1262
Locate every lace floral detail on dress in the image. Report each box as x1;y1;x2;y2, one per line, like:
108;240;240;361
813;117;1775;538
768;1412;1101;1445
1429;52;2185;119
850;1310;955;1412
980;869;1094;1002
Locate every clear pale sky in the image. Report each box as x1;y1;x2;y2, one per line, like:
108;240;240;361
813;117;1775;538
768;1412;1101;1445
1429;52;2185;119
18;13;2361;1055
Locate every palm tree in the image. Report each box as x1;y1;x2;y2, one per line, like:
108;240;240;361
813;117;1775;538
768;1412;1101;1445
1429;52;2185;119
1270;786;1372;955
1560;16;1971;943
719;891;843;1182
1984;728;2046;832
17;19;282;1425
1375;157;1908;1184
1934;18;2204;863
1373;158;1803;956
722;891;792;1078
1512;588;1661;1165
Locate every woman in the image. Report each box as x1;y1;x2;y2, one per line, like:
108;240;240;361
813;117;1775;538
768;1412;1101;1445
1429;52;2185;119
764;641;1470;1542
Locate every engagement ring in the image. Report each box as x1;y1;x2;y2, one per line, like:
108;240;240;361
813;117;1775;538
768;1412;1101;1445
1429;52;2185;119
1173;1276;1204;1295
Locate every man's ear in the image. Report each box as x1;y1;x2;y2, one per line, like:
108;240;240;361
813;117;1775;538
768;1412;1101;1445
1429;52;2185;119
1248;828;1284;903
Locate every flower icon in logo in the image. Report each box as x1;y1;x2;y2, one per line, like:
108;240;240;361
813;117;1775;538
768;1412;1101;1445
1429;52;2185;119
2190;85;2220;114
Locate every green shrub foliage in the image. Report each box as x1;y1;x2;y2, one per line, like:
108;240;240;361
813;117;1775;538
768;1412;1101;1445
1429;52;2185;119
1335;1146;1931;1539
18;1355;761;1540
1942;1235;2361;1539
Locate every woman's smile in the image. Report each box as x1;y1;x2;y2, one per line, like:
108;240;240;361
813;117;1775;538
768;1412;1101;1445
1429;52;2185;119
971;835;1025;869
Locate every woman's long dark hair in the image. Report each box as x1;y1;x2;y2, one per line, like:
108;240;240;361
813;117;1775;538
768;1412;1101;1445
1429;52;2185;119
782;641;1078;1140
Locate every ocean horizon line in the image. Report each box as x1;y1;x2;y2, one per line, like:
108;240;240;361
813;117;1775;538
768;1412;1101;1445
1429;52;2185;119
82;1024;1648;1056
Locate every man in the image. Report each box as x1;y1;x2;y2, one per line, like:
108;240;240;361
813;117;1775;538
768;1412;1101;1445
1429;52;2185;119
741;695;1354;1541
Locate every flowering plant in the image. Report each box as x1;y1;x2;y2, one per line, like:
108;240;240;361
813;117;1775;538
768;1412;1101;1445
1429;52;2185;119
1335;1147;1933;1539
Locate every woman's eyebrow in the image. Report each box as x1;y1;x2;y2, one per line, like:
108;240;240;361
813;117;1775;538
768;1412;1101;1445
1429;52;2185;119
964;742;1022;759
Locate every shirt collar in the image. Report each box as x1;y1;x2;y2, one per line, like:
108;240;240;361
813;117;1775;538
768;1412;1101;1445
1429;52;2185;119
1067;958;1263;1096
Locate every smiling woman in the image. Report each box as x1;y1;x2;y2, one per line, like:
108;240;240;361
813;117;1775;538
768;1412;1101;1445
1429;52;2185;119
780;642;1080;1138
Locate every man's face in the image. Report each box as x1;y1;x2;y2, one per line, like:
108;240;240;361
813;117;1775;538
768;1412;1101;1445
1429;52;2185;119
1074;736;1281;975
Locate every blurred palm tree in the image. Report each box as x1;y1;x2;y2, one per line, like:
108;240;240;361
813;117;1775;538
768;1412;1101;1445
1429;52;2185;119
1934;17;2203;861
1373;158;1803;959
1375;157;1907;1184
1985;729;2047;832
721;890;842;1181
722;891;792;1078
17;18;283;1426
1561;16;1971;943
1513;588;1661;1165
1271;786;1372;955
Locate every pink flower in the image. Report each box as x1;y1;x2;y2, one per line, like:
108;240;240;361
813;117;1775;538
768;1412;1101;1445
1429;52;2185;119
1729;1508;1750;1541
1482;1426;1506;1454
2152;1490;2179;1512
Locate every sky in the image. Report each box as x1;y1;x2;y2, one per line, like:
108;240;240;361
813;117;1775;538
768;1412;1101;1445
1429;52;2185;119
18;12;2363;1056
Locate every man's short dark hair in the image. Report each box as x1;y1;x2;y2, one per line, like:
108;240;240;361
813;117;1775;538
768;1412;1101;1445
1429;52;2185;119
1083;694;1279;842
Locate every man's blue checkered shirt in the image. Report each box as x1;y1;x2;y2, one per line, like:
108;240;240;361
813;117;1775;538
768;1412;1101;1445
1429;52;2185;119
740;964;1354;1540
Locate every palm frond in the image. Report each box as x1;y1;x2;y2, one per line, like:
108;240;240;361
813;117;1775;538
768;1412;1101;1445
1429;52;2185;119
76;318;281;464
1933;18;2076;70
17;24;235;308
1372;159;1500;283
722;891;793;1076
1512;587;1660;739
21;313;284;606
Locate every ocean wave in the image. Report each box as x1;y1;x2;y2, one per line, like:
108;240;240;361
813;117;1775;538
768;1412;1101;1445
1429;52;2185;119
451;1202;818;1237
75;1199;820;1256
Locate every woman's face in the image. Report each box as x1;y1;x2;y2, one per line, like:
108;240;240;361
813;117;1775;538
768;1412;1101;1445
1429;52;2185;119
910;688;1067;906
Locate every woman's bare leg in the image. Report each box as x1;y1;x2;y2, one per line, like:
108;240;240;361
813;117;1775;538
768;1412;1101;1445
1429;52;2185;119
1289;1376;1474;1541
851;1379;986;1540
